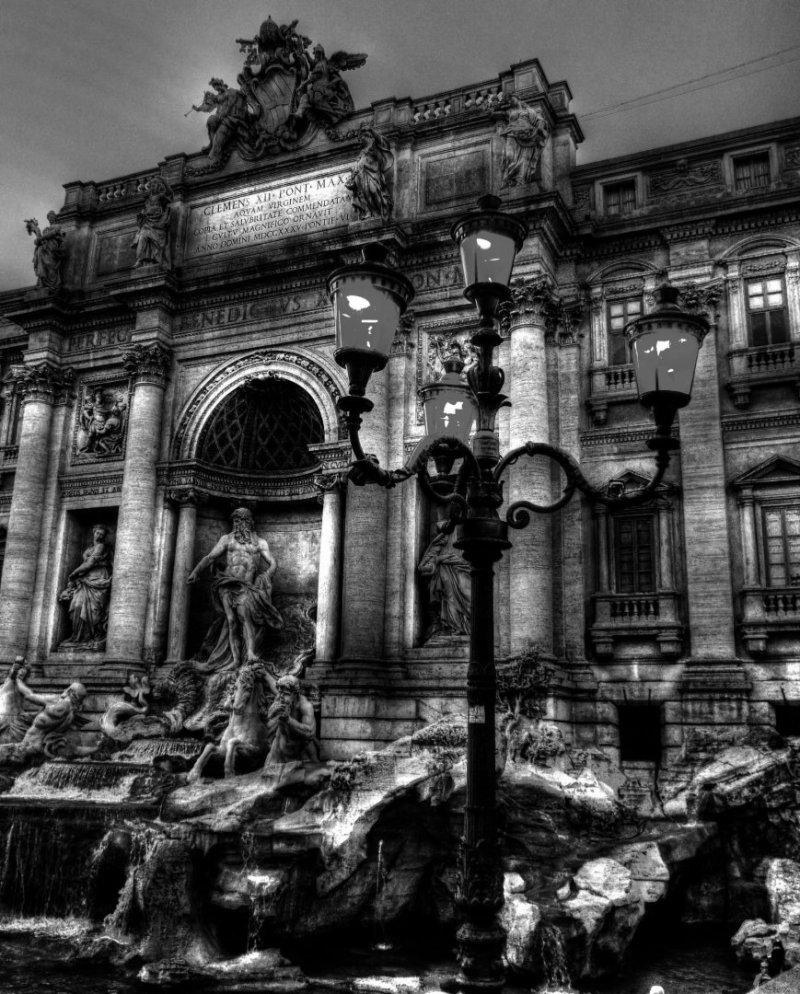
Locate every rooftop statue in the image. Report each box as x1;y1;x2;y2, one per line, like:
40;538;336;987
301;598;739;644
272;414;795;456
494;94;549;188
59;523;114;650
187;507;283;672
346;127;394;221
132;177;173;269
188;16;366;170
24;211;66;290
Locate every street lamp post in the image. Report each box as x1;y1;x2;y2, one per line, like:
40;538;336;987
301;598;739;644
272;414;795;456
328;196;709;991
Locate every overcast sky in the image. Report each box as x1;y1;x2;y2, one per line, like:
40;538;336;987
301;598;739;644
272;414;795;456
1;0;800;292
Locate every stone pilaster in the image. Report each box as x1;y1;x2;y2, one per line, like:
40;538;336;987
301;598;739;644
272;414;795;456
314;473;347;663
165;487;207;663
552;296;586;663
105;344;171;665
0;362;73;659
384;319;414;659
673;283;736;659
506;277;557;655
340;355;390;662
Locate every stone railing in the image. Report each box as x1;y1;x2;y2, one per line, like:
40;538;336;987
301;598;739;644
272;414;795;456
591;590;683;659
740;585;800;655
96;173;161;205
411;83;503;124
728;342;800;409
588;364;638;425
0;444;19;468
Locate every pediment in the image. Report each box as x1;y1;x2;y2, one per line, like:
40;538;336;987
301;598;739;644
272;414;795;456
730;455;800;489
611;469;677;495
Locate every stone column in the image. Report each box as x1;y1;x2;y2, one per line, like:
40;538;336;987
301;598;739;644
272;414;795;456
105;344;171;665
165;487;206;663
340;358;390;662
314;473;347;663
657;499;675;589
0;362;72;659
737;491;760;587
507;278;556;655
595;504;611;591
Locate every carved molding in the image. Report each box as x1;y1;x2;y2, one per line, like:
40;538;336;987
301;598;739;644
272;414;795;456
15;362;74;406
122;343;172;387
59;471;124;500
158;459;324;503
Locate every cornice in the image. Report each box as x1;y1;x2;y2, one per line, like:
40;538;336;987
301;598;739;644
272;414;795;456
721;411;800;434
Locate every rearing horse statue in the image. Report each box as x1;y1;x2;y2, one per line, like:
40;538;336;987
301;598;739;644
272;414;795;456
187;661;276;781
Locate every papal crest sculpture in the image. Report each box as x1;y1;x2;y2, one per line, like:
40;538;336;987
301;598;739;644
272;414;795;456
188;16;367;171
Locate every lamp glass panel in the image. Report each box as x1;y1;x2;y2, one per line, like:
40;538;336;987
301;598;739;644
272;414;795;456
333;276;400;359
458;231;517;288
630;324;700;400
422;383;477;443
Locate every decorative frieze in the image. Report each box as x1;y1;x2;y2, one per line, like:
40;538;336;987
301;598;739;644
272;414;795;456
59;471;124;501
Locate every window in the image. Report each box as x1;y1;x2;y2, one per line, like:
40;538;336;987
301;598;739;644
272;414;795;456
607;297;642;365
618;705;662;762
746;277;789;346
604;180;636;216
763;505;800;587
614;514;655;593
775;704;800;738
733;153;771;192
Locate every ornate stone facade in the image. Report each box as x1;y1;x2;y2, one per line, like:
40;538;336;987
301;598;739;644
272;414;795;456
1;43;799;774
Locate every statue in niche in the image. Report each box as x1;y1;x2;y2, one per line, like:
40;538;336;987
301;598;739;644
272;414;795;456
132;177;173;268
187;507;283;673
346;128;394;221
59;524;114;649
0;671;98;762
76;386;127;457
418;522;471;638
263;673;319;767
24;212;66;290
494;94;549;188
190;77;251;168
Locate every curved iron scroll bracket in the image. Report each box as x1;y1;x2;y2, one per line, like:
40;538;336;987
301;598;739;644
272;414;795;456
495;441;670;529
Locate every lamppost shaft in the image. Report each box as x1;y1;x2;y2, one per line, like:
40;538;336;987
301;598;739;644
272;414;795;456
454;509;510;991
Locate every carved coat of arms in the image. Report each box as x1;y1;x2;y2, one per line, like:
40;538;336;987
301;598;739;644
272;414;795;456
188;17;367;171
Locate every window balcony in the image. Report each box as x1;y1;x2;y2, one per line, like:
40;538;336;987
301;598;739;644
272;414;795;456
740;585;800;655
588;363;638;425
590;590;684;659
728;342;799;409
0;444;18;469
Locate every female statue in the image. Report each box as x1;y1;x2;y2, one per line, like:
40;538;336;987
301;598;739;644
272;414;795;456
59;524;114;649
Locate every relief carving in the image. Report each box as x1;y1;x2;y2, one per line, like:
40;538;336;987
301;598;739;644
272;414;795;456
648;158;721;199
75;384;128;459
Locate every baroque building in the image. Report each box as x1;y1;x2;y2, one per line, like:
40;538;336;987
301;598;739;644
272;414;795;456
1;35;799;791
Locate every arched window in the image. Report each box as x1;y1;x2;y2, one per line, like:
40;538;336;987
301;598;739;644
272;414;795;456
199;378;324;473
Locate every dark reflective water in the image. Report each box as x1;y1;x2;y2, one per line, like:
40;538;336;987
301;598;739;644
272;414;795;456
0;928;757;994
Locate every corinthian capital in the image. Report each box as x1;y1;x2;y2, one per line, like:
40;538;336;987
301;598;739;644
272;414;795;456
508;275;560;328
15;361;74;405
122;343;172;386
675;280;724;324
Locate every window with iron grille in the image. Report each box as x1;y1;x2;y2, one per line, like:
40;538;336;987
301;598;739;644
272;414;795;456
604;180;637;216
733;153;771;192
614;514;655;593
607;296;642;365
763;505;800;587
746;277;789;346
199;379;324;472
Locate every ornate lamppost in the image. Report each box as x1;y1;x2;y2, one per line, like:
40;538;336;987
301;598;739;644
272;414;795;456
328;196;708;991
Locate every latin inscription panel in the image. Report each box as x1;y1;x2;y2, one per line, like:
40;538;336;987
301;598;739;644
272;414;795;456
186;170;353;259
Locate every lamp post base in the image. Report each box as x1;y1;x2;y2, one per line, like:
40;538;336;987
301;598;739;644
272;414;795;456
455;920;507;992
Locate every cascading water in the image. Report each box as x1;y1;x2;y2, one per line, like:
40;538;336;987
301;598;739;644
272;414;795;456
372;838;392;952
536;921;572;993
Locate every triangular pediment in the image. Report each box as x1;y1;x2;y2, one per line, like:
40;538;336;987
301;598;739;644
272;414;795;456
731;455;800;488
611;469;677;495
